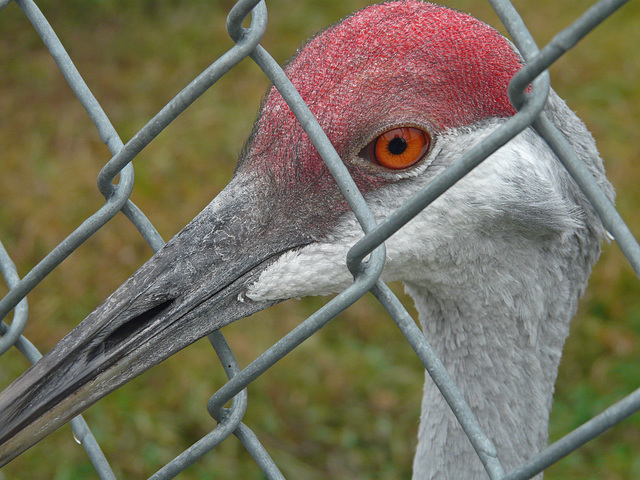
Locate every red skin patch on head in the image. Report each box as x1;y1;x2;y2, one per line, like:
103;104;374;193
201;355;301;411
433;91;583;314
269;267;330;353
240;1;523;222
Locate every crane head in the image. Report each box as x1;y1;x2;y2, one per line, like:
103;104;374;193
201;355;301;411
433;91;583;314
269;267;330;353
0;1;567;465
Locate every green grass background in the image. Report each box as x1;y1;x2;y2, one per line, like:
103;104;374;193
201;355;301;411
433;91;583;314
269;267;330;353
1;0;639;478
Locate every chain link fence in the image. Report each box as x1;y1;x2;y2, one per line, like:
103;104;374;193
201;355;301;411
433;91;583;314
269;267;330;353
1;0;639;478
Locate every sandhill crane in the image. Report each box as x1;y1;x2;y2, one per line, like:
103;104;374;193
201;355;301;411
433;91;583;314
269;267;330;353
0;2;614;478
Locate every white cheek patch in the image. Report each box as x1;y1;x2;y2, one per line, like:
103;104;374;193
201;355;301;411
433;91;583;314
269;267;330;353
247;123;575;305
246;242;355;301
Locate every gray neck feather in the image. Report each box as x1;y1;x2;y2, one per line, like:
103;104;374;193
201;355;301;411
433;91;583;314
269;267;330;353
403;91;612;479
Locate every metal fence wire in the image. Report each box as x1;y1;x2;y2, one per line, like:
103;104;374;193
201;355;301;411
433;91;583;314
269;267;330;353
1;0;639;478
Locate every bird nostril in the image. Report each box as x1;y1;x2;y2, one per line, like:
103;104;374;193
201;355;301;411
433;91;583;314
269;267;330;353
88;299;175;362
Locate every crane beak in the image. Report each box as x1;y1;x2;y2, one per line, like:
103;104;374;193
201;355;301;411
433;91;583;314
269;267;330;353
0;172;314;466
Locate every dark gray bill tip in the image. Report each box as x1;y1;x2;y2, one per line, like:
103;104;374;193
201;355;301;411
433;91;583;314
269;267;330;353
0;176;316;466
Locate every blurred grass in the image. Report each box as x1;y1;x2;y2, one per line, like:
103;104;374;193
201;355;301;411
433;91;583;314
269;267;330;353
0;0;639;478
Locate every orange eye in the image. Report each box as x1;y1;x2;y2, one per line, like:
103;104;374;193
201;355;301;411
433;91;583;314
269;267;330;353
372;127;430;169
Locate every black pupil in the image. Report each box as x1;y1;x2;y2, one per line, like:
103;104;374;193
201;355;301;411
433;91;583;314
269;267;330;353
388;137;407;155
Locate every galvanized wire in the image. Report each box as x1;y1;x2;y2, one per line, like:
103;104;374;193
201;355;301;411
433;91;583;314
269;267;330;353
0;0;638;479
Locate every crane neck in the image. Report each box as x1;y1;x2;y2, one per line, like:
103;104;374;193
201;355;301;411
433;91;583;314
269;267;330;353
405;240;589;480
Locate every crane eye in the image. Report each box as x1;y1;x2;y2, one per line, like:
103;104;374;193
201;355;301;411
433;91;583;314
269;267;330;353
362;127;430;170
